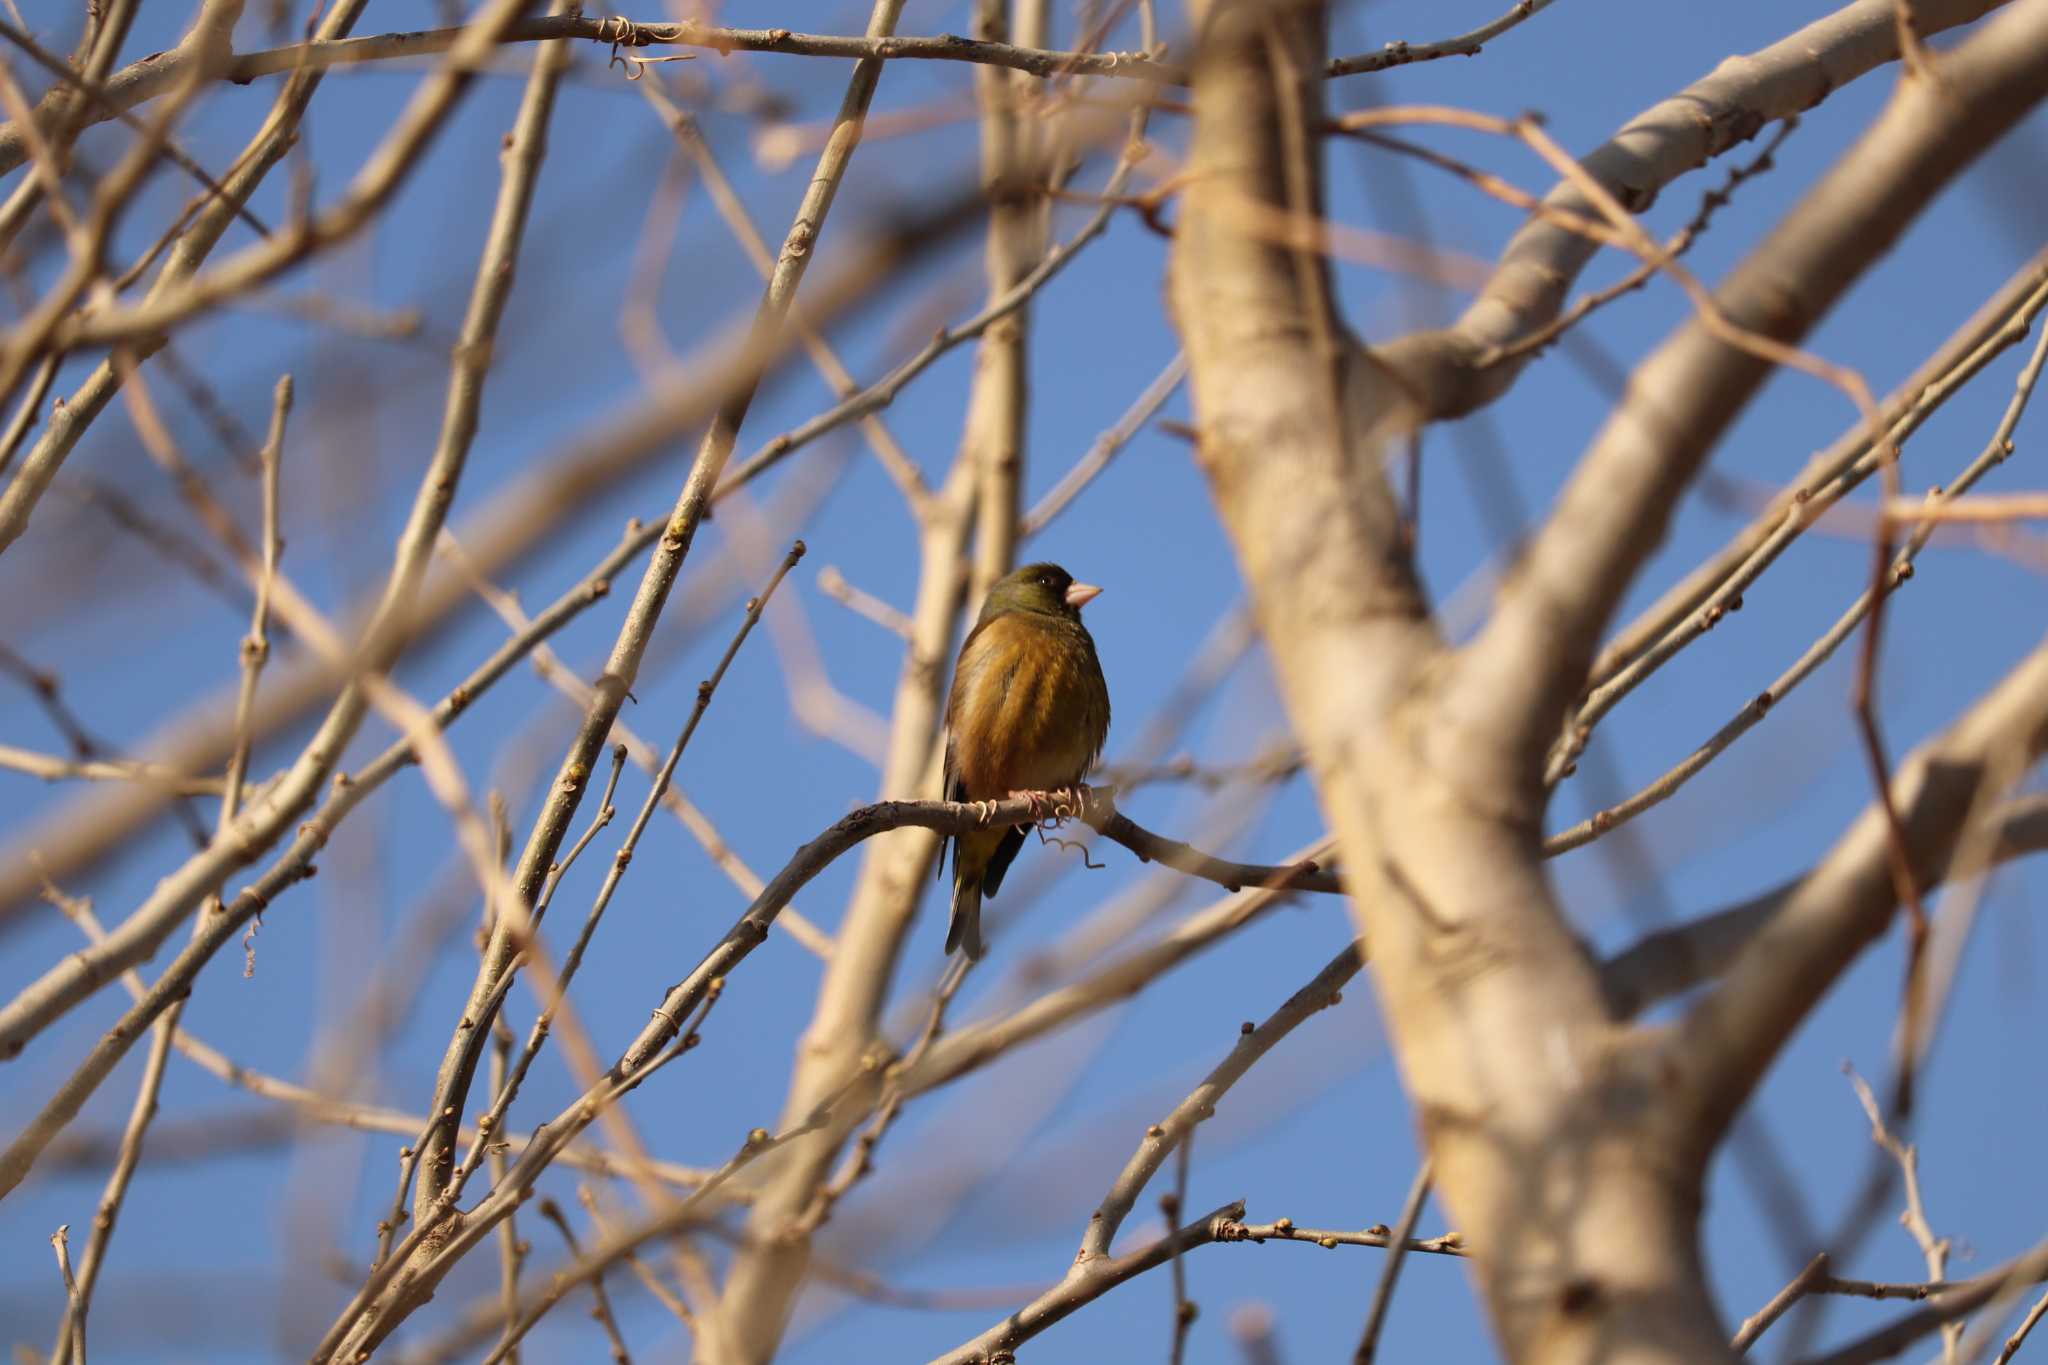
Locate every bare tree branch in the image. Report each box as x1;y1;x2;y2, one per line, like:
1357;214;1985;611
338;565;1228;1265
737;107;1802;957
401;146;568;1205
1802;1238;2048;1365
405;0;908;1236
1081;941;1362;1262
0;0;1587;174
1597;795;2048;1021
0;0;364;560
1373;0;2013;423
0;518;643;1198
1672;635;2048;1150
1457;0;2048;793
930;1200;1248;1365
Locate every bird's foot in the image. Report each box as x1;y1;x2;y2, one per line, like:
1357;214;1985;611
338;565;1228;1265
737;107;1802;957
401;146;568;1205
1007;785;1093;825
1006;789;1058;825
971;798;1001;825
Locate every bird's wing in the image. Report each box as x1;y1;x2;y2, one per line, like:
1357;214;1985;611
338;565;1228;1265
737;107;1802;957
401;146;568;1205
1080;627;1111;770
938;614;998;881
943;612;1004;802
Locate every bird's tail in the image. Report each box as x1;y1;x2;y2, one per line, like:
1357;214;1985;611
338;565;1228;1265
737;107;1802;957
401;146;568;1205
946;866;985;960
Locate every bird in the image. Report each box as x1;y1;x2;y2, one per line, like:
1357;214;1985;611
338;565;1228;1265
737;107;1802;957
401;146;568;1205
940;561;1111;960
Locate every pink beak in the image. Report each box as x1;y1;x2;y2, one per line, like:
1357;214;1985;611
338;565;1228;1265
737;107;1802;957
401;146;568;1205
1065;581;1103;610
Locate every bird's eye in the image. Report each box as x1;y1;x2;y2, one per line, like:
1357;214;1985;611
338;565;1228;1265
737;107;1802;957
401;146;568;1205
1039;573;1055;588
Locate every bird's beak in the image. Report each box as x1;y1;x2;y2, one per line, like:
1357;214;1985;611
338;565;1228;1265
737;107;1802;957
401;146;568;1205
1065;581;1102;610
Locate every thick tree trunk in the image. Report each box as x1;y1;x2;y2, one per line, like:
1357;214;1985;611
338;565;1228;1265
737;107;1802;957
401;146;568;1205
1167;3;1737;1359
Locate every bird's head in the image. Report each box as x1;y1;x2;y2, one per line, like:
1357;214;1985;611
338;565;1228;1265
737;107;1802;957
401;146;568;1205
985;562;1102;621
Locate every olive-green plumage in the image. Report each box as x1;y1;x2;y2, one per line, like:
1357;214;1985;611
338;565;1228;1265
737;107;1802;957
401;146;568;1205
941;562;1111;959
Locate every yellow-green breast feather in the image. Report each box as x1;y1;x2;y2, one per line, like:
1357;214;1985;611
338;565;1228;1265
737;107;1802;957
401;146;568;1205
939;563;1111;960
946;611;1109;798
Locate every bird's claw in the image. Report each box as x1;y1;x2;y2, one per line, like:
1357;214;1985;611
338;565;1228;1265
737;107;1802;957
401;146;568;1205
1005;789;1052;824
1006;784;1093;825
972;799;1000;826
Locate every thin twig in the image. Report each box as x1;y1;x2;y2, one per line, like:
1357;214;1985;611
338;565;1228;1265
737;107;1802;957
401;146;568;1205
0;744;223;793
1326;0;1558;76
38;873;718;1195
1847;1065;1956;1358
47;0;539;353
1353;1160;1432;1362
1167;1132;1199;1364
795;953;974;1235
634;74;933;515
465;1117;831;1365
0;0;367;569
450;544;804;1198
223;375;293;835
1218;1219;1466;1257
0;518;646;1198
51;1223;78;1362
816;565;914;639
536;1199;633;1364
717;127;1143;498
1082;942;1363;1262
1732;1252;1830;1352
931;1200;1249;1365
438;531;837;956
405;0;908;1246
1022;350;1187;536
1546;302;2048;854
1804;1237;2048;1365
1995;1287;2048;1365
579;1184;694;1326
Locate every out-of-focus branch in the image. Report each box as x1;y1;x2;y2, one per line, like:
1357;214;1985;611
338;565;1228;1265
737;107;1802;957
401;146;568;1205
0;0;335;561
965;0;1047;600
449;544;803;1210
1588;246;2048;698
0;744;221;792
0;7;385;933
1597;790;2048;1021
0;521;641;1199
1457;0;2048;793
47;367;288;1365
1800;1238;2048;1365
38;0;537;356
1023;350;1187;536
632;73;931;514
41;880;717;1190
899;836;1332;1100
1671;636;2048;1150
0;0;241;420
309;792;1326;1353
1354;1160;1434;1363
1545;273;2048;851
0;0;137;257
716;1;1075;1349
407;0;908;1238
717;123;1140;499
0;368;833;921
0;6;569;1080
1371;0;2012;424
0;9;271;253
442;534;837;957
1548;268;2048;822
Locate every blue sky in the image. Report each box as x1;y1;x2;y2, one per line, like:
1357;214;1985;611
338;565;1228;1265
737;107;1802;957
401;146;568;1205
2;1;2046;1361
